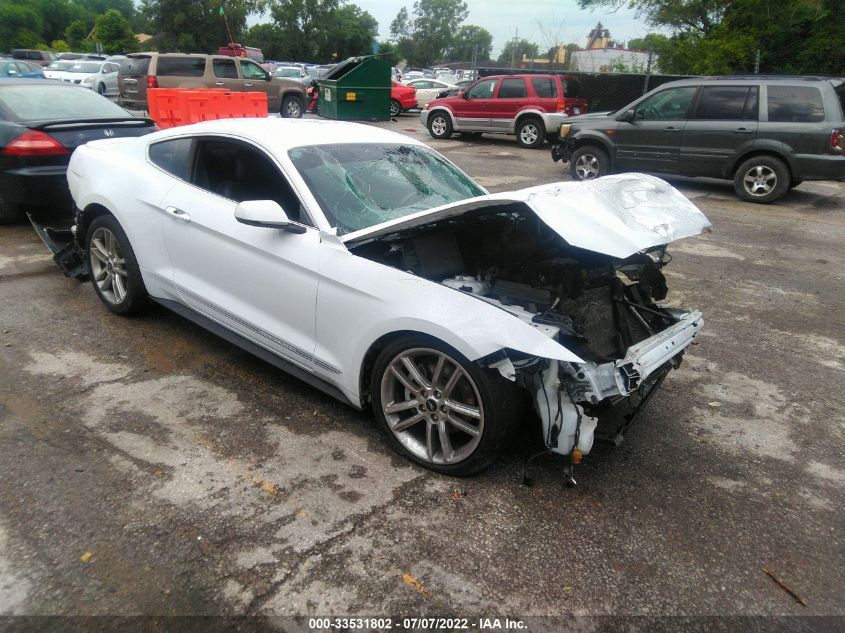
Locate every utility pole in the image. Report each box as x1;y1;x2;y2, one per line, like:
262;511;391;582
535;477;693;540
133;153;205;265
754;49;761;74
510;28;518;69
643;51;653;95
471;43;478;75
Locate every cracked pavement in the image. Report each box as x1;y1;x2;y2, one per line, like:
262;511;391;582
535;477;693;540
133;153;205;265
0;114;843;624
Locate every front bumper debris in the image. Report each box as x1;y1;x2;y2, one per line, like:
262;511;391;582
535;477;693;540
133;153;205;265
28;213;88;280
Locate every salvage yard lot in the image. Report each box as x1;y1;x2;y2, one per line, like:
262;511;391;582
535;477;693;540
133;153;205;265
1;115;844;623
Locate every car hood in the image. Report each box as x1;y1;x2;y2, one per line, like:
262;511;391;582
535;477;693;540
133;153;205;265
564;111;615;123
341;173;712;259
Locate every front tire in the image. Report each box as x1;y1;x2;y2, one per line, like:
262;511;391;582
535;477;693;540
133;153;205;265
569;145;609;180
734;155;789;203
281;95;304;119
97;83;106;95
390;99;402;117
371;335;517;476
427;111;453;140
86;215;148;315
516;117;544;149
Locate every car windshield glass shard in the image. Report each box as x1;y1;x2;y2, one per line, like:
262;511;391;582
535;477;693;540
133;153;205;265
0;85;129;121
289;143;484;235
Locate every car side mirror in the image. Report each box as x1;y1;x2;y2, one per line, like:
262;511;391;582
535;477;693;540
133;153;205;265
462;91;470;99
234;200;305;233
619;108;636;123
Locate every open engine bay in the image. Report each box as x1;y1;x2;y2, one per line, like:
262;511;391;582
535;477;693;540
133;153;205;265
351;204;703;465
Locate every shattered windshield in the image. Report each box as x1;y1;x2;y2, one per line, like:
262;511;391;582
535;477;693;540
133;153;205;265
288;143;485;235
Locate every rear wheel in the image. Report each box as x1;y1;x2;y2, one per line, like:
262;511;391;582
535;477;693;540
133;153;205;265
427;112;453;139
281;95;304;118
734;155;789;203
371;335;517;476
390;99;402;117
0;190;23;225
569;145;609;180
516;117;544;149
86;215;148;315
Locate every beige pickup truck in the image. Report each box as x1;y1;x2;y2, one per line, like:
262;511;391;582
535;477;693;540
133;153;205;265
118;53;306;118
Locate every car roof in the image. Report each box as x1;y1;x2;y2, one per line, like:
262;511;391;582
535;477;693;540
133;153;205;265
0;77;68;86
150;118;426;152
661;75;844;88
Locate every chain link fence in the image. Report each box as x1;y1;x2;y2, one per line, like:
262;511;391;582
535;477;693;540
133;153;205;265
477;67;695;112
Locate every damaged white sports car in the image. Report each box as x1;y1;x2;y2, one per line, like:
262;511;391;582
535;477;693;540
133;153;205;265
61;118;710;476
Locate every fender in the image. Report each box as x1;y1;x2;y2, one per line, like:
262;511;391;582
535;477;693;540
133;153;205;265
727;140;796;178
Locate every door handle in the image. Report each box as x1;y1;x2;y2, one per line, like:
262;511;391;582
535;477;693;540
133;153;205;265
165;206;191;222
215;81;225;86
244;82;253;87
664;126;680;131
734;127;753;134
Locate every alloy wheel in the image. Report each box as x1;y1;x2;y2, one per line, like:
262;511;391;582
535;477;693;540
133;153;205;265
286;100;302;118
431;116;448;137
574;153;600;179
380;347;484;465
743;165;777;197
519;123;540;146
390;100;401;117
89;227;128;305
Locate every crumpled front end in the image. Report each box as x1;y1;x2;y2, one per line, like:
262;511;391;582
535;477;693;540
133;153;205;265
518;308;703;462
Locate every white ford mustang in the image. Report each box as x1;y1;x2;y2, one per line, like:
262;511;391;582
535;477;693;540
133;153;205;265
64;118;710;476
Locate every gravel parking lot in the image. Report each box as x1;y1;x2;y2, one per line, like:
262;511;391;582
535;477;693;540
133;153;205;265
1;112;843;627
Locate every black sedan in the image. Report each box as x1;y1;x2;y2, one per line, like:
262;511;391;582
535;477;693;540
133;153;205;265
0;78;156;224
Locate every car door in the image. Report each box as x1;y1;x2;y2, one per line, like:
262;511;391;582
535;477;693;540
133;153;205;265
614;85;698;174
159;135;321;371
103;62;120;93
211;57;240;91
488;77;528;131
455;78;498;130
239;59;279;111
680;85;759;177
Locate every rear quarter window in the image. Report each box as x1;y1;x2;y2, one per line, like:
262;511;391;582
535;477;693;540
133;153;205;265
835;84;845;120
156;57;206;77
767;85;825;122
149;138;193;180
531;77;557;98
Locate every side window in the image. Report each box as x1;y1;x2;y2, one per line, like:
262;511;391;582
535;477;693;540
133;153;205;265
149;138;192;181
767;85;825;122
634;86;697;120
532;77;557;98
191;139;311;225
16;62;32;74
693;86;755;120
156;56;206;77
466;79;496;100
497;78;527;98
240;61;267;80
213;59;238;79
105;63;120;73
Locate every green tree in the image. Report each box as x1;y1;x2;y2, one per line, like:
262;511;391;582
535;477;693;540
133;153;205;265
139;0;266;53
377;40;401;66
445;25;492;61
389;0;469;66
50;39;71;52
324;4;378;60
497;38;539;66
94;8;137;53
244;22;288;59
65;18;90;49
0;0;45;49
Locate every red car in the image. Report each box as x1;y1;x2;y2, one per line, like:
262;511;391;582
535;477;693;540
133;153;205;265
391;80;417;117
421;74;588;148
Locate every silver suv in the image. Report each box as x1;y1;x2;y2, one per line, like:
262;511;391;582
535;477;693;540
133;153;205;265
551;76;845;203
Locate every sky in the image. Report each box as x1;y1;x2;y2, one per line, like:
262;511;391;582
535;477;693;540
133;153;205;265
350;0;654;56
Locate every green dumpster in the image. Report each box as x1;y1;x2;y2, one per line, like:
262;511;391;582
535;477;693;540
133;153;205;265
318;55;391;121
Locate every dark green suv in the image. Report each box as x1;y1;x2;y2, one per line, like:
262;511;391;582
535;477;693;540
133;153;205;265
551;76;845;203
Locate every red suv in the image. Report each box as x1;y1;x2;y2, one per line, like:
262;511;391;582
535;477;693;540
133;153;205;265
420;74;588;148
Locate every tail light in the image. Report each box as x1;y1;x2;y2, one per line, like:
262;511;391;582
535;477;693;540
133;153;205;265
556;100;566;113
832;129;844;154
147;75;158;89
2;130;68;156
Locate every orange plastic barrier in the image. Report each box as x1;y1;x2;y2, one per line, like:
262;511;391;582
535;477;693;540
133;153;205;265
147;88;269;129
